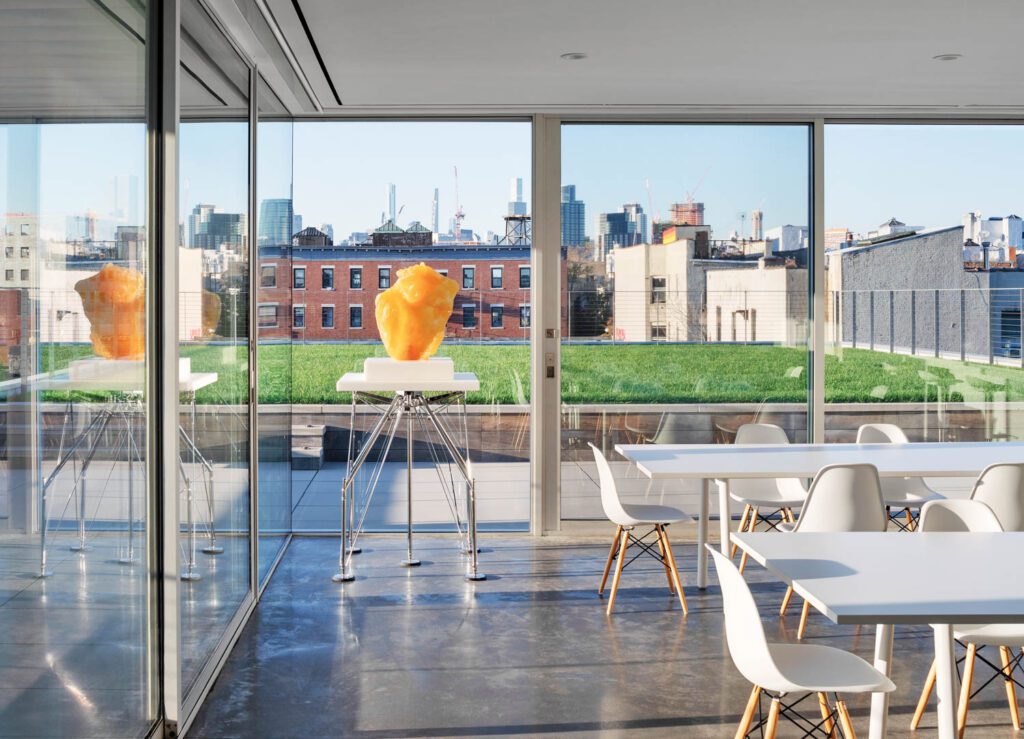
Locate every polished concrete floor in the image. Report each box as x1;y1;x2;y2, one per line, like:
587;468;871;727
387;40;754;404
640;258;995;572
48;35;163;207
189;535;1021;738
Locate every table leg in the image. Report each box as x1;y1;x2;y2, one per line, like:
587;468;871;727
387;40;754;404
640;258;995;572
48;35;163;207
401;404;420;567
717;479;731;556
869;623;894;739
933;624;957;739
697;478;709;589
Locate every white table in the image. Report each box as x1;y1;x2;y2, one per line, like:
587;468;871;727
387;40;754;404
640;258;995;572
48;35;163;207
615;441;1024;589
334;371;484;582
732;531;1024;739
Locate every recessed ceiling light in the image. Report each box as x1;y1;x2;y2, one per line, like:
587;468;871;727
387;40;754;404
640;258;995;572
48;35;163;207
560;52;587;61
932;53;963;61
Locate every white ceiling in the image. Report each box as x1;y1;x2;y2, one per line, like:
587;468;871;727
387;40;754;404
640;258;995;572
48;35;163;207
284;0;1024;112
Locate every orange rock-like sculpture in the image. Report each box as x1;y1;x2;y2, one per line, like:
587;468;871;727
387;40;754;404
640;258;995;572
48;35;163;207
375;263;459;360
75;263;146;360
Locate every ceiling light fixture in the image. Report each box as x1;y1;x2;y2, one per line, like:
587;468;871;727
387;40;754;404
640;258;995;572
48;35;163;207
560;52;587;61
932;53;963;61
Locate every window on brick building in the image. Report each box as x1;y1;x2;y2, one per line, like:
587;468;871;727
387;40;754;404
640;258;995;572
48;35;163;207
293;305;305;329
462;266;475;289
463;304;477;329
519;266;530;289
260;265;276;287
322;266;334;290
378;267;391;289
490;266;502;289
322;305;334;328
257;304;278;327
519;304;531;328
350;267;362;289
490;305;503;328
349;305;363;328
293;267;305;289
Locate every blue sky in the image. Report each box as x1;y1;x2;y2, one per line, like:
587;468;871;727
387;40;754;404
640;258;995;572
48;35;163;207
7;122;1024;241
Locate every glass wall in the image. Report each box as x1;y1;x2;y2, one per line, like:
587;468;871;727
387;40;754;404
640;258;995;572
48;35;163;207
0;1;156;736
256;76;293;584
825;125;1024;480
177;0;252;698
560;124;811;519
281;121;532;533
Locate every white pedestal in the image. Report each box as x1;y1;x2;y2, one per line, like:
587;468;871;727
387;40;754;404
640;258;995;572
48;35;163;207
363;357;454;383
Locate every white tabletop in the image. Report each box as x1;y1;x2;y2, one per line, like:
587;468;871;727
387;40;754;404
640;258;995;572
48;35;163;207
33;371;219;394
615;441;1024;479
336;372;480;393
732;531;1024;624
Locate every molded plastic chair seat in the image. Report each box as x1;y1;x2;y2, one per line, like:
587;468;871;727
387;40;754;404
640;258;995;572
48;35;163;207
767;643;897;694
618;502;691;526
952;623;1024;645
856;424;944;523
728;487;808;509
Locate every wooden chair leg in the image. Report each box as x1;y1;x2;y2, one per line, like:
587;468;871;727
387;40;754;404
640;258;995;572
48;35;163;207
598;525;622;595
836;699;857;739
1000;645;1021;730
957;643;977;738
739;507;756;574
797;599;811;640
731;504;751;558
660;526;688;615
819;692;836;738
734;685;762;739
911;659;937;730
905;507;915;531
655;525;675;594
605;528;630;615
780;585;794;616
764;697;781;739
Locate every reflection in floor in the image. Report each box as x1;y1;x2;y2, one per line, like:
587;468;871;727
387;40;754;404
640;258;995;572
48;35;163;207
0;531;252;738
190;535;1018;738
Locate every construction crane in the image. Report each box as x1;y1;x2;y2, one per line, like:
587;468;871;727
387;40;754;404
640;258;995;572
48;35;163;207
686;167;710;205
453;166;465;239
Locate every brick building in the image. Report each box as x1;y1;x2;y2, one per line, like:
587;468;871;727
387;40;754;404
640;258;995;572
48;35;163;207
257;243;567;342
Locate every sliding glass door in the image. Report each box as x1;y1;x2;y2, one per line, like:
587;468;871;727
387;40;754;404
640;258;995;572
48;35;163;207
559;124;811;521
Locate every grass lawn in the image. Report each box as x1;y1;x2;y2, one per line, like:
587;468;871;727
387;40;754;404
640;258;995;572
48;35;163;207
34;342;1024;406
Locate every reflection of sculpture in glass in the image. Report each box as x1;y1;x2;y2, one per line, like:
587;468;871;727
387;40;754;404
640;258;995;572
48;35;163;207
375;263;459;360
201;289;222;340
75;263;145;359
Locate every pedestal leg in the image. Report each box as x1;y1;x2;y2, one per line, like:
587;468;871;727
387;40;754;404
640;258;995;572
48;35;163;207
401;406;420;567
697;478;709;589
119;408;137;565
933;624;957;739
345;396;360;556
869;623;894;739
717;478;731;556
465;473;484;582
181;457;200;581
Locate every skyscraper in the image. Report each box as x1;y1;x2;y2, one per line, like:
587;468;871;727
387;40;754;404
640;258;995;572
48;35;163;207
560;184;586;246
669;201;705;226
292;214;303;235
388;183;397;223
622;203;647;244
189;206;246;249
431;188;439;234
318;223;334;243
751;209;764;241
258;198;294;246
187;204;215;248
508;177;527;216
597;203;646;258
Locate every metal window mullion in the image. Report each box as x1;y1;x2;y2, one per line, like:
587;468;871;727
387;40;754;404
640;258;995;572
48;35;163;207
248;67;260;598
531;115;561;534
810;119;826;443
147;0;181;734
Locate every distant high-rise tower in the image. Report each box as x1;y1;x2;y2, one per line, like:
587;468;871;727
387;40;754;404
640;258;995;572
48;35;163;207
431;188;439;234
187;204;216;248
258;198;294;246
597;203;647;258
292;214;303;236
751;209;764;241
560;184;586;246
622;203;648;244
319;223;334;243
669;201;705;226
388;183;397;224
508;177;527;216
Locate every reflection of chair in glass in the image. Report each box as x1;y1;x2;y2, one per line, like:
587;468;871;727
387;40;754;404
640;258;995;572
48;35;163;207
710;547;895;739
590;443;688;615
723;424;807;573
910;499;1022;735
509;367;529;451
780;463;886;640
855;423;944;531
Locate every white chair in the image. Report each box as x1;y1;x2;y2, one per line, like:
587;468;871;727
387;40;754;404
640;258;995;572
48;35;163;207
722;423;808;573
970;462;1024;531
910;498;1023;735
710;547;895;739
590;443;689;615
780;463;886;639
856;423;944;530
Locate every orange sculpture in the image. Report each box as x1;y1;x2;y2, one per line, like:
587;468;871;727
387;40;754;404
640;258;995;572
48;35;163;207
375;263;459;360
75;263;146;360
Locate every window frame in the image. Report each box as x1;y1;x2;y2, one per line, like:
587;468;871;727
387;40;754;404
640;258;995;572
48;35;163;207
349;304;363;329
490;265;503;289
292;266;306;290
321;265;335;290
321;304;335;329
349;266;362;289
